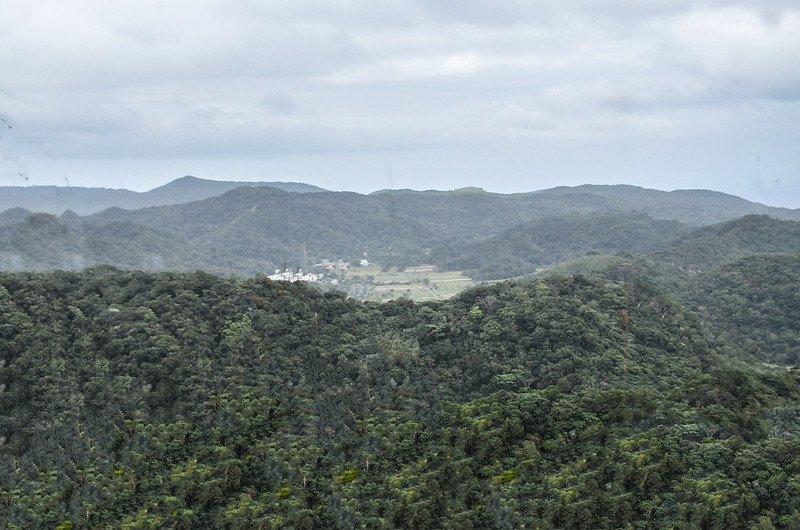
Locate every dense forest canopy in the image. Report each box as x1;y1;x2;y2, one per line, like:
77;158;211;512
544;215;800;366
1;269;799;528
684;253;800;365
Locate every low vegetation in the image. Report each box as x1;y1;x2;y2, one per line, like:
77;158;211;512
342;265;475;301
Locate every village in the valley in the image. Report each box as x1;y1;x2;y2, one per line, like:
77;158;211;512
267;258;475;302
267;258;367;284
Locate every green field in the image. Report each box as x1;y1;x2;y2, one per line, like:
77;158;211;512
343;265;476;302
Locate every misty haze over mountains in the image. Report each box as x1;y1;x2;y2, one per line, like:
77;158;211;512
0;176;324;215
1;176;798;277
2;176;799;217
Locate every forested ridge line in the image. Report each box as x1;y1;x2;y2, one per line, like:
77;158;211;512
3;186;798;277
1;268;798;528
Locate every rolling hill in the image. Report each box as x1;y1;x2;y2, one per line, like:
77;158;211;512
543;215;800;365
1;184;799;279
433;211;691;280
684;252;800;365
550;215;800;284
0;176;325;215
0;212;209;272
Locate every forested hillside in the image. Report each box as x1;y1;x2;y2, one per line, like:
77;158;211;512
655;215;800;276
0;213;214;273
2;185;797;277
685;253;800;365
434;211;690;280
2;269;799;528
544;216;800;366
0;207;31;227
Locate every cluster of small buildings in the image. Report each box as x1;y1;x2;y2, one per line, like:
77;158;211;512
267;269;321;283
267;258;369;284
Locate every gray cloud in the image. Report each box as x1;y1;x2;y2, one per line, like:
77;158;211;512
1;1;799;206
263;92;300;115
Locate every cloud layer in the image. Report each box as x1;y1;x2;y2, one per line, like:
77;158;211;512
1;1;798;205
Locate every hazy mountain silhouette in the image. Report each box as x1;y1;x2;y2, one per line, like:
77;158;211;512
2;184;798;276
0;176;326;215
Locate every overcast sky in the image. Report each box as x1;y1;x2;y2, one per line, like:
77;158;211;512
1;1;798;206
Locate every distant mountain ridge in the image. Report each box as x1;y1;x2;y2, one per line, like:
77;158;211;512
535;184;799;225
2;181;799;276
0;176;326;215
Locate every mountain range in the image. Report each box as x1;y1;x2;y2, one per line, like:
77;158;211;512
1;178;799;276
0;176;324;215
